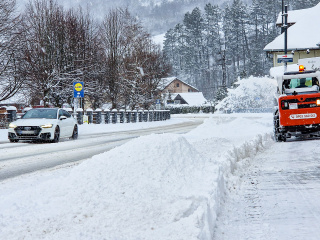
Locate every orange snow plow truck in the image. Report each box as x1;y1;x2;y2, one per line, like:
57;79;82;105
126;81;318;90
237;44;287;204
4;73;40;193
274;59;320;142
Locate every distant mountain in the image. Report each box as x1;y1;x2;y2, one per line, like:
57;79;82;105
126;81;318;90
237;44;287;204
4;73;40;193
16;0;251;35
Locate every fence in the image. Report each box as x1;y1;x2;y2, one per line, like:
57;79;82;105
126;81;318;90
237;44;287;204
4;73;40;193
1;107;171;128
77;109;171;125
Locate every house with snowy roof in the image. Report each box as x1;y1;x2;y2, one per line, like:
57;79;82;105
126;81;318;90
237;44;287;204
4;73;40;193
159;77;208;106
264;3;320;67
159;77;199;94
171;92;208;106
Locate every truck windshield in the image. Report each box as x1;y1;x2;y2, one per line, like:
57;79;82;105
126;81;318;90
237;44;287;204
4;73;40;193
289;78;313;88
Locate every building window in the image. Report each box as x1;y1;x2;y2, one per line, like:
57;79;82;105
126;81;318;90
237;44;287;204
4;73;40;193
188;88;191;92
174;100;180;104
176;83;179;87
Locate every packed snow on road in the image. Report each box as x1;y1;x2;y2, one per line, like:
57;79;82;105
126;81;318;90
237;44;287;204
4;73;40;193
1;76;319;239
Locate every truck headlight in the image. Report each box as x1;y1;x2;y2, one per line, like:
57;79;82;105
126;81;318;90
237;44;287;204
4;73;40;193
41;124;53;128
9;123;17;128
317;99;320;106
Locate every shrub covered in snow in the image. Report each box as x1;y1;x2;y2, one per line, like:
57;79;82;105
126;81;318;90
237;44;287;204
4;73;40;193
215;76;277;113
165;105;213;114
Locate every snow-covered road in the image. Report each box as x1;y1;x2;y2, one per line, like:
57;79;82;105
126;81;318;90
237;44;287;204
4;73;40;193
214;138;320;240
0;118;202;181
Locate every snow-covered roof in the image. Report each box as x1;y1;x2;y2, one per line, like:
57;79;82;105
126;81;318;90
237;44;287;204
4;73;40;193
175;92;207;106
159;77;199;91
265;3;320;51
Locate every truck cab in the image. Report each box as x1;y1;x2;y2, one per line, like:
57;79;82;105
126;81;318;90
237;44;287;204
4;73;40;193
274;65;320;141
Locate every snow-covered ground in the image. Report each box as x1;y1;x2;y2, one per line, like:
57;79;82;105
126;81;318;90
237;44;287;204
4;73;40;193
0;113;273;239
214;137;320;240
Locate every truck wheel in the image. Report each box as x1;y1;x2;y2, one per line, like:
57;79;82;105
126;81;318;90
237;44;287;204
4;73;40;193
273;113;280;142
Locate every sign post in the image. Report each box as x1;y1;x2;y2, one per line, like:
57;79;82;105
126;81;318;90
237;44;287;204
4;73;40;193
156;99;161;110
73;81;84;113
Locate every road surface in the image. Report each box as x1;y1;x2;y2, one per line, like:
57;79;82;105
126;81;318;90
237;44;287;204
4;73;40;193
0;118;204;181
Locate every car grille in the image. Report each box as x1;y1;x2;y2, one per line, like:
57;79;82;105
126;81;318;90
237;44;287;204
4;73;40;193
15;126;42;137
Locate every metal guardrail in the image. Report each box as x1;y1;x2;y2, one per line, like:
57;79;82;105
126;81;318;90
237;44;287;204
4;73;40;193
81;109;171;125
1;108;171;128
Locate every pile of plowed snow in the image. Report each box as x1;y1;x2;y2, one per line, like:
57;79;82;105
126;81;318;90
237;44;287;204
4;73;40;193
215;76;277;112
0;113;273;239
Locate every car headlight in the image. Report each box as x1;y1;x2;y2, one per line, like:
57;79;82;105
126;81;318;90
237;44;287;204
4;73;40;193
41;124;53;128
9;123;17;128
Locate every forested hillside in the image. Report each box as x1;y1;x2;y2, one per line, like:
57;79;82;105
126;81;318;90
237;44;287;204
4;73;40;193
1;0;170;109
9;0;320;105
16;0;249;35
163;0;320;100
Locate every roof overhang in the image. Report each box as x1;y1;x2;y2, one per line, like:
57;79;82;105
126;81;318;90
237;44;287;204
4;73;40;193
264;47;320;53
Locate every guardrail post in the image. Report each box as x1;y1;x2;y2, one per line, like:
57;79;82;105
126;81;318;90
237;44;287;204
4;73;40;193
132;110;137;123
86;108;93;124
76;108;83;125
148;110;153;122
111;109;117;124
126;110;131;123
120;109;125;123
153;110;157;121
143;110;148;122
138;109;143;122
7;106;17;123
105;109;110;124
95;108;102;124
166;110;169;120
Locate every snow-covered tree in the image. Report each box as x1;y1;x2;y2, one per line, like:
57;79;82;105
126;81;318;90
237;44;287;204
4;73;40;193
0;0;23;102
99;8;170;109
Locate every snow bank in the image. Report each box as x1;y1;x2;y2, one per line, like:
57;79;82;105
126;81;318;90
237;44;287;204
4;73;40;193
215;76;277;113
0;113;274;239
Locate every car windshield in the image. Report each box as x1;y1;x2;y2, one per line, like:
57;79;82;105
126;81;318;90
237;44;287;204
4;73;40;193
22;109;58;119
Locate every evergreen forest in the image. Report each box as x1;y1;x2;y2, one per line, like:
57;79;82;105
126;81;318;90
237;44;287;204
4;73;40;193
163;0;320;101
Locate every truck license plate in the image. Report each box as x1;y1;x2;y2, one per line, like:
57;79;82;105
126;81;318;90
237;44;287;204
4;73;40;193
290;113;317;120
289;103;298;109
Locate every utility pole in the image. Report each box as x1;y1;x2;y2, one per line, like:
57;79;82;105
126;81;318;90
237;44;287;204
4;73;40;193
282;1;288;72
281;0;284;33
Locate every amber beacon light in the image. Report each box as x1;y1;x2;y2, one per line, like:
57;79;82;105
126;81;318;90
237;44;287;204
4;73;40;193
299;65;305;72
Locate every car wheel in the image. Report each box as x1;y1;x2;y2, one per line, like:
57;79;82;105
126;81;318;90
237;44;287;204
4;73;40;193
9;139;19;143
71;125;78;140
52;126;60;143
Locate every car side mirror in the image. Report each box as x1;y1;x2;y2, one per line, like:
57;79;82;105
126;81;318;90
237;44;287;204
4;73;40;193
59;116;67;120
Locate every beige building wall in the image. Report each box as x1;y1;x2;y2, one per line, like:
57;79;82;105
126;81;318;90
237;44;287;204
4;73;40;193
164;80;198;93
272;49;320;67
